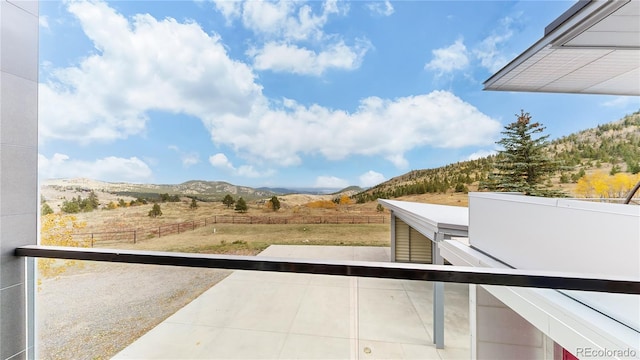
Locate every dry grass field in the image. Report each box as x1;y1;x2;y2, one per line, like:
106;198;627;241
59;192;390;253
110;223;391;254
55;191;473;255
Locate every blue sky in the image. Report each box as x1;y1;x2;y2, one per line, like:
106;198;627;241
37;0;640;188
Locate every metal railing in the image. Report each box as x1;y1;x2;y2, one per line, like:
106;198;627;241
15;245;640;294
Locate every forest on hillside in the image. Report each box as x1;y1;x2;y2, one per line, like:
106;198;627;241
354;111;640;203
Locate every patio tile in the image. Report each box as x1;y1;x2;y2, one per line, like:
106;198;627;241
278;334;351;359
288;285;352;338
116;246;470;359
358;288;432;345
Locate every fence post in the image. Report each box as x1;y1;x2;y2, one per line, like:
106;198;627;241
91;233;94;248
133;230;136;244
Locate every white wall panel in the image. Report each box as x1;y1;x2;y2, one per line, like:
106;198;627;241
468;193;640;331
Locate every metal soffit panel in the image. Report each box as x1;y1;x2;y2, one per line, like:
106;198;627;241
484;0;640;95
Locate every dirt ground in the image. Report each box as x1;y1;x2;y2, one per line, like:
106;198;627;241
37;261;230;360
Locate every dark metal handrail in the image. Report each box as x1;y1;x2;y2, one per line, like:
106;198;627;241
15;245;640;295
624;179;640;204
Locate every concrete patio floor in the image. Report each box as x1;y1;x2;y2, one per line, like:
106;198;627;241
114;246;470;359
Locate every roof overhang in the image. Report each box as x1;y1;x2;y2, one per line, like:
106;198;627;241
377;199;468;239
484;0;640;95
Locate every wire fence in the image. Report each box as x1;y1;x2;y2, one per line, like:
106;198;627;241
73;214;388;247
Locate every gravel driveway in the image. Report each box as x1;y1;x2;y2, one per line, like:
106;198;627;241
37;261;230;360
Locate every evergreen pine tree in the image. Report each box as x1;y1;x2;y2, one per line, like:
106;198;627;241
148;203;163;217
234;197;248;213
483;110;564;197
270;196;281;211
222;194;235;208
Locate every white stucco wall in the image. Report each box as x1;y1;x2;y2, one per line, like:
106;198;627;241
0;1;39;359
468;192;640;332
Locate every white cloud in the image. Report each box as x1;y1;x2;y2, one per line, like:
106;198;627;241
214;0;365;75
169;145;200;167
359;170;385;187
39;15;50;29
209;153;235;170
473;15;518;73
43;2;501;173
249;40;370;76
214;1;242;25
425;38;469;74
366;1;394;16
385;154;409;169
467;149;497;161
237;165;275;178
219;90;499;169
38;153;153;182
424;14;520;76
601;96;640;108
215;0;346;42
209;153;274;178
314;176;349;189
39;0;263;144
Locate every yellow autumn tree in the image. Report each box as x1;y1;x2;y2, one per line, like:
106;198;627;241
39;214;90;280
610;173;635;198
305;200;336;209
338;194;352;205
575;172;640;199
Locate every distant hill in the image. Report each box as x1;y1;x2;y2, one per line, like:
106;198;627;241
354;111;640;203
254;186;361;195
42;178;278;202
41;179;364;204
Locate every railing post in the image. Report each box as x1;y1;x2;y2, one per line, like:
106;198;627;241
133;231;136;244
91;234;94;247
433;231;445;349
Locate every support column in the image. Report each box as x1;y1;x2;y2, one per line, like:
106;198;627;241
389;211;396;262
432;232;445;349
